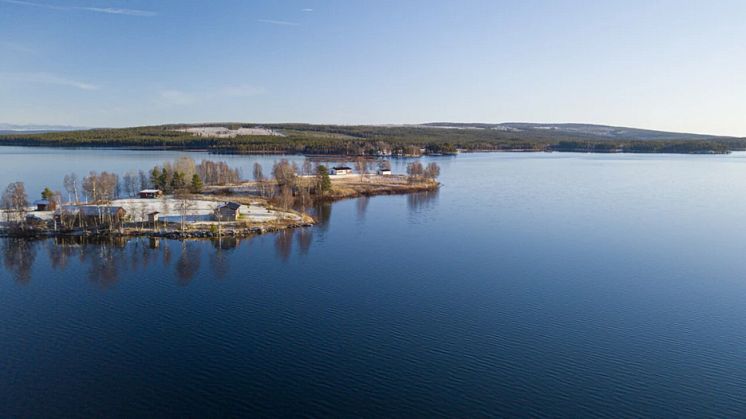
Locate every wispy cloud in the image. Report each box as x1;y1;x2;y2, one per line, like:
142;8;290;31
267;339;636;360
220;84;265;98
257;19;299;26
0;0;156;16
0;72;99;90
78;6;156;16
301;8;313;12
156;90;196;106
154;84;266;107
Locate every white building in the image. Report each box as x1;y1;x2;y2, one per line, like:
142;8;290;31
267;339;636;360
331;166;353;175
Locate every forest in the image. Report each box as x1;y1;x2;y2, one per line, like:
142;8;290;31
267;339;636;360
0;123;743;155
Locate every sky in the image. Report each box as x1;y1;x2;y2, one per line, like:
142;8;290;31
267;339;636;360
1;0;745;135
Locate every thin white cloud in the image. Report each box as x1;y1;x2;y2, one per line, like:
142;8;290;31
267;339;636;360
0;72;99;90
0;0;156;16
78;7;156;17
301;8;313;12
156;90;196;106
220;84;265;97
257;19;299;26
154;84;265;107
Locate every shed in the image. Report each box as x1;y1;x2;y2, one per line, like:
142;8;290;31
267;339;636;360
147;211;160;223
377;169;392;176
34;199;50;211
139;189;163;199
217;202;242;221
331;166;353;175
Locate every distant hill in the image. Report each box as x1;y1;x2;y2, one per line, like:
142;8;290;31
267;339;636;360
0;122;743;154
0;123;88;134
421;122;729;142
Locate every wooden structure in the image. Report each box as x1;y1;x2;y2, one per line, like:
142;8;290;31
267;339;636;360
217;202;241;221
331;166;353;175
138;189;163;199
147;211;160;223
34;199;50;211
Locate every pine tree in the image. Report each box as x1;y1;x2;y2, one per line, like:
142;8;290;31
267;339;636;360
190;174;204;193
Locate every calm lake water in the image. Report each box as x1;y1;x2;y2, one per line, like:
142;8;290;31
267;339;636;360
3;147;746;416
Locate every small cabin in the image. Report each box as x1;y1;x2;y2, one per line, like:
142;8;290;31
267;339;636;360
139;189;163;199
377;169;392;176
217;202;242;221
34;199;50;211
331;166;353;175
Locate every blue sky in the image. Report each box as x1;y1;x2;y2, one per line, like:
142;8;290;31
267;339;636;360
1;0;745;135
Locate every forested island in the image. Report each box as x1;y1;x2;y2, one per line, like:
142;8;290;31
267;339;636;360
0;122;742;155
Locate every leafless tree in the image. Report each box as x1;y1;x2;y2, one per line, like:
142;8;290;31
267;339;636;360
137;202;148;231
174;156;197;179
273;159;297;189
63;173;79;203
378;160;392;171
253;162;264;181
302;159;313;177
1;181;29;224
123;172;139;197
406;161;424;183
197;160;240;185
253;162;267;197
174;190;196;231
138;170;150;191
424;162;441;181
355;156;369;181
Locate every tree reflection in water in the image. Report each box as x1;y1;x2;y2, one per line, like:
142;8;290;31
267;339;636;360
275;229;295;261
210;237;239;280
1;226;319;286
175;242;201;286
2;238;37;284
308;201;332;235
297;227;313;255
356;196;370;221
407;189;440;213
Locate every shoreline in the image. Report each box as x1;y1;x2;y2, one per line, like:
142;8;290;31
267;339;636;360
0;143;733;156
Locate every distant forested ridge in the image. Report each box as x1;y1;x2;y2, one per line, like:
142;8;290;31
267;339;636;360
0;122;743;155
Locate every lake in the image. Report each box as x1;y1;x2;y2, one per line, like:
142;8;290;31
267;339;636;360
2;147;746;416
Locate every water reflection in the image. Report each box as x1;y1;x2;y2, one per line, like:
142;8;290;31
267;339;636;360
275;229;295;261
1;229;317;287
356;196;370;221
297;228;313;255
407;189;440;213
308;201;332;234
175;243;201;286
2;238;37;284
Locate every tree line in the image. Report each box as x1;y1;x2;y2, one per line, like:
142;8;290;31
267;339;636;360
2;123;737;155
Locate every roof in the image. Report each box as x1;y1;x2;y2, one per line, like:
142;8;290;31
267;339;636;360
148;211;160;215
220;202;242;211
139;189;162;194
333;166;352;170
33;199;50;205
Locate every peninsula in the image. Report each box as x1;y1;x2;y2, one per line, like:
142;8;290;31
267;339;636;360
0;157;440;240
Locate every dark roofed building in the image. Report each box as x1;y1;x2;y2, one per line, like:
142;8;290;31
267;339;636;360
216;202;242;221
331;166;353;175
139;189;163;199
34;199;50;211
